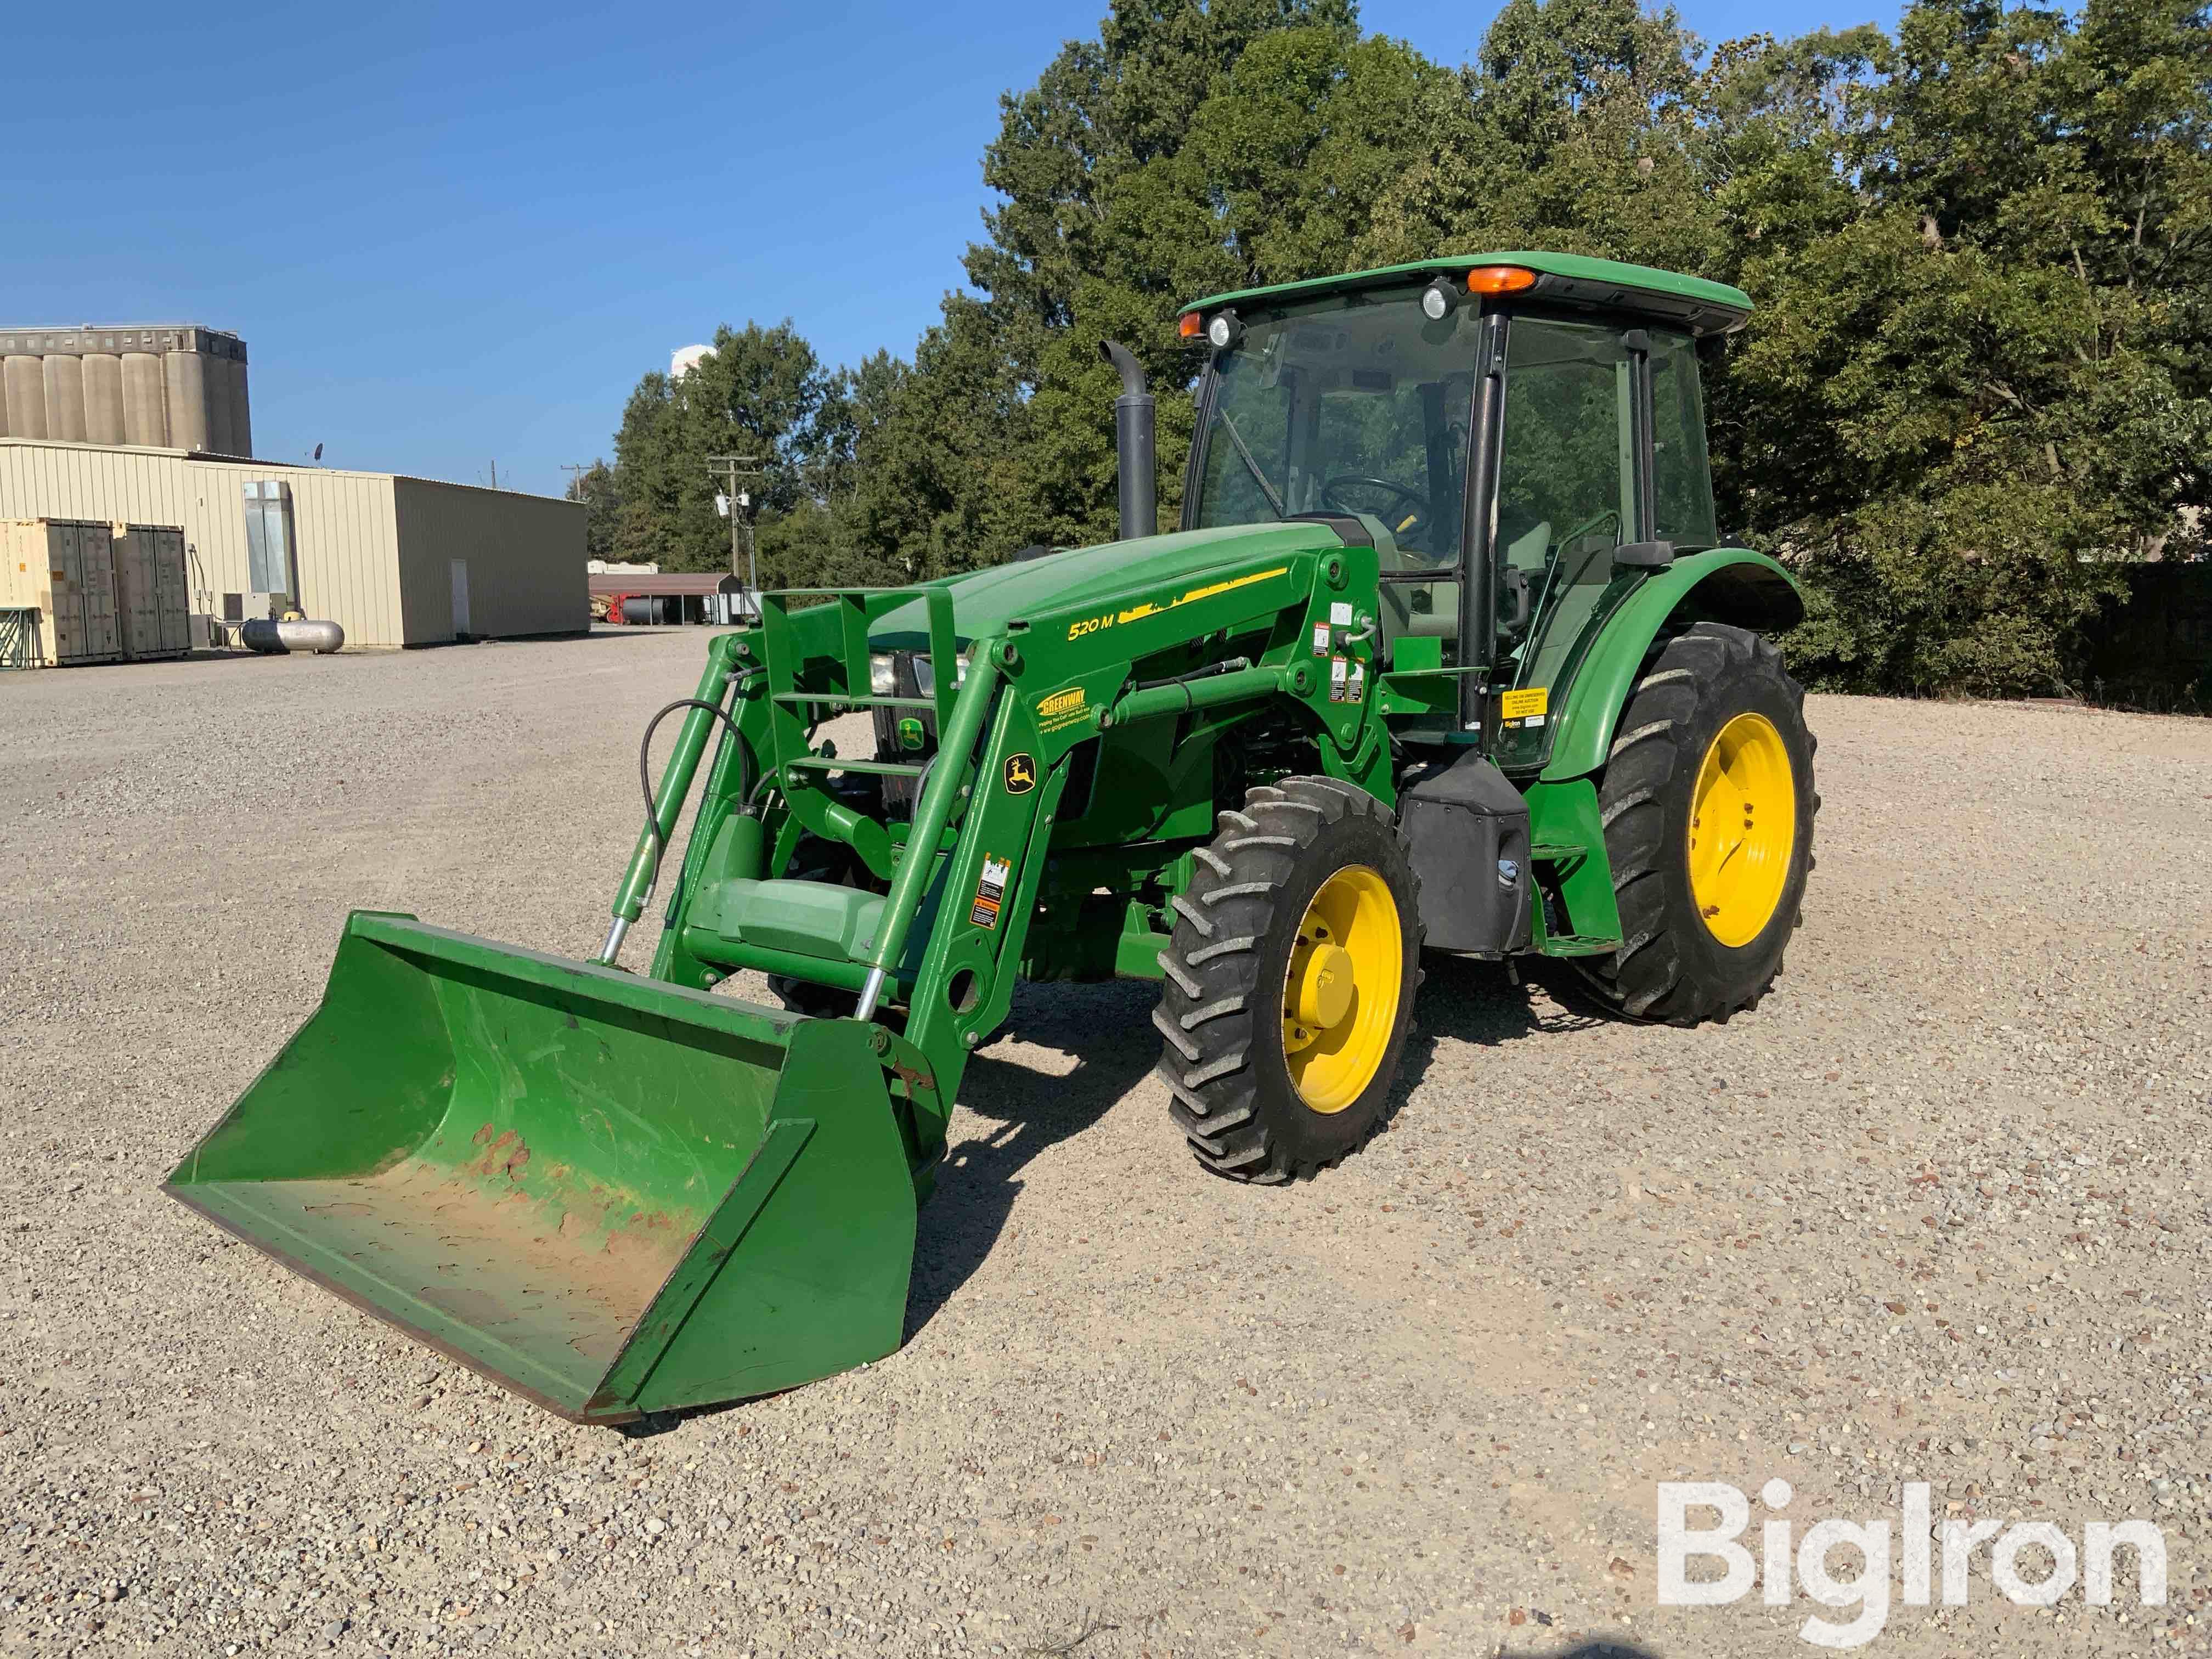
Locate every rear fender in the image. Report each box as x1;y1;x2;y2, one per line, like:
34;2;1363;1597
1541;549;1801;783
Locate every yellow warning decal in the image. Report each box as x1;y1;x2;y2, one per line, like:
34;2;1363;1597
1500;687;1548;720
969;852;1013;929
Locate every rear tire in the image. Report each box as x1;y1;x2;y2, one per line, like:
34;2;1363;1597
1155;778;1424;1182
1581;621;1817;1024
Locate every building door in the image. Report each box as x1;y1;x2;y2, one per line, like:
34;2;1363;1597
450;558;471;640
115;527;159;658
241;481;298;605
49;522;87;661
153;529;190;652
60;522;121;662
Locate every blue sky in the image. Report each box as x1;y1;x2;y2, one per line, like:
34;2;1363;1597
3;0;1895;496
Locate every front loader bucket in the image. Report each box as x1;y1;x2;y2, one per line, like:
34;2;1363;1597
165;911;919;1423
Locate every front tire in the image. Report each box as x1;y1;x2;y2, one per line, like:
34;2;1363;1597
1582;622;1818;1024
1155;778;1424;1182
768;974;856;1020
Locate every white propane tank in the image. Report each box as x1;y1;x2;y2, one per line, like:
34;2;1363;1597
241;618;345;654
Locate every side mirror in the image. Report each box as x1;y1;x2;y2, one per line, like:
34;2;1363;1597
1613;539;1675;569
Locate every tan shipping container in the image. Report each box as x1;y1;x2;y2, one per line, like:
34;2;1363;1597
111;523;190;659
0;518;122;664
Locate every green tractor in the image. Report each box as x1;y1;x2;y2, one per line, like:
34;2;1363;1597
168;252;1816;1423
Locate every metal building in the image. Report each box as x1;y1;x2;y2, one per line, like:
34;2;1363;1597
0;324;250;455
0;439;585;648
590;571;759;627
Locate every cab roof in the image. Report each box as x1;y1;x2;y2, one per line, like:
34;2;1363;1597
1181;252;1753;336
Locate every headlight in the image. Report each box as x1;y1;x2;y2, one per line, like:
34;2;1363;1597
1420;276;1458;321
869;652;896;695
910;650;970;697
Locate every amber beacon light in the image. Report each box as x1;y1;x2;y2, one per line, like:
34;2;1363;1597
1466;266;1538;295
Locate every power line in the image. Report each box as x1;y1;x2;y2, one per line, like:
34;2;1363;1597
706;454;766;596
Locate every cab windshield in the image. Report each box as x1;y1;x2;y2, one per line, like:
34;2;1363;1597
1189;288;1478;571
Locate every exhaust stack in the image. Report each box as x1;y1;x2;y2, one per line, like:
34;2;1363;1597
1099;340;1155;540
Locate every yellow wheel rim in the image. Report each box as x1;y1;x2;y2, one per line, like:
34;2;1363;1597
1280;866;1403;1114
1689;712;1797;947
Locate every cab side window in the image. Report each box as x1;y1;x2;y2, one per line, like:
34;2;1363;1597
1495;318;1630;581
1495;319;1633;703
1649;330;1718;550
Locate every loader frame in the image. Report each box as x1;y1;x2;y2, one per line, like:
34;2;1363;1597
612;526;1392;1176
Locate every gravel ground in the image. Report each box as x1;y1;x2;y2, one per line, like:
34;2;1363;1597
2;629;2209;1659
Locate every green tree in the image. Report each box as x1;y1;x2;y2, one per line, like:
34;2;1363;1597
1728;0;2212;692
590;0;2212;699
840;298;1049;580
565;460;621;566
608;321;835;573
945;2;1438;555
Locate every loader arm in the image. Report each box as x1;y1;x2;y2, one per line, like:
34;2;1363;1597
634;523;1377;1148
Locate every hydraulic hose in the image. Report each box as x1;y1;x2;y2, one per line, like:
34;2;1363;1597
634;697;751;907
600;687;754;967
1130;655;1251;694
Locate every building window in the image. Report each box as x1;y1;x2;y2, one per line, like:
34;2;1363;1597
242;481;297;599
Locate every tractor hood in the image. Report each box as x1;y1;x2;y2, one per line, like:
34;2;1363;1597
870;521;1348;649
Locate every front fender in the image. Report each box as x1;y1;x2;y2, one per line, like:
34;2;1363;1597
1541;549;1801;782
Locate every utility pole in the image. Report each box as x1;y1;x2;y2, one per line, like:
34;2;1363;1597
560;462;592;500
705;453;765;605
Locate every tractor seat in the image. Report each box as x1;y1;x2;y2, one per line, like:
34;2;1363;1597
1377;519;1551;646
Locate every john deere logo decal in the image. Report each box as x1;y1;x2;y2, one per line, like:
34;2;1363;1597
1003;754;1037;793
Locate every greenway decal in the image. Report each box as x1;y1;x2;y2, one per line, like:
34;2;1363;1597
1036;686;1089;733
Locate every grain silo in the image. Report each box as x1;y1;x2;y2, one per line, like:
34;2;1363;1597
0;325;250;456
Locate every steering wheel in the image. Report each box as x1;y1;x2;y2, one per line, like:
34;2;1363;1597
1320;475;1434;539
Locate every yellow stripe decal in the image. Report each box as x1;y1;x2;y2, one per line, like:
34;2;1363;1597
1067;566;1294;642
1177;567;1289;607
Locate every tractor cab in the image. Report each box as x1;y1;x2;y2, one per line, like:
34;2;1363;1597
1180;253;1747;766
